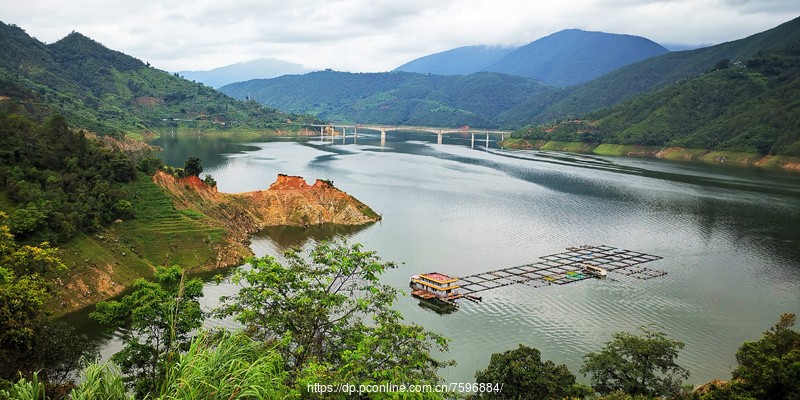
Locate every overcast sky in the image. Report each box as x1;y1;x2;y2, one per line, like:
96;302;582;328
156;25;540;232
3;0;799;73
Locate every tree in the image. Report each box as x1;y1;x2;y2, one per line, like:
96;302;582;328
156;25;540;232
216;238;452;395
731;313;800;400
474;344;592;399
183;157;203;177
0;213;92;388
581;325;690;398
90;266;204;398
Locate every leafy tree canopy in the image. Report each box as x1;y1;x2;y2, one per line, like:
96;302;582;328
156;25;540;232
730;313;800;400
0;213;91;388
183;156;203;177
90;265;204;398
581;324;690;398
216;238;453;397
473;344;592;399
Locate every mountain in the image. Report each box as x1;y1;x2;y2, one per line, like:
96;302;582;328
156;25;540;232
220;70;552;128
511;43;800;158
221;16;800;130
176;58;311;88
591;44;800;156
487;29;670;87
501;15;800;126
0;21;319;139
393;45;517;75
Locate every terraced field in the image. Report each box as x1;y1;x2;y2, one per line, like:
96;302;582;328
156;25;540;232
53;174;230;315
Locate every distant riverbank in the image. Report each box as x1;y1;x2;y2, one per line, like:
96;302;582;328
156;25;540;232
500;139;800;172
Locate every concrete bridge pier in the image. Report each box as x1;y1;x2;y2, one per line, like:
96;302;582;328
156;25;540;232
486;132;490;148
437;130;442;145
380;129;386;147
471;132;475;149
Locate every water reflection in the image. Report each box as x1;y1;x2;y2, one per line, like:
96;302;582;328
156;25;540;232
255;223;376;251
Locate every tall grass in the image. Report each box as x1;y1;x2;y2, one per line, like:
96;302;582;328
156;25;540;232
157;331;294;399
0;372;46;400
64;331;294;400
69;363;132;400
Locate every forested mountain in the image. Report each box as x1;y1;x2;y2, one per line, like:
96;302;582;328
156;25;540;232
394;45;517;76
486;29;669;87
176;58;311;88
0;21;319;139
393;30;668;87
513;44;800;157
507;15;800;126
220;70;552;128
221;16;800;130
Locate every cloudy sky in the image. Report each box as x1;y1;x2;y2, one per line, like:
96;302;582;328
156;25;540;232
3;0;799;73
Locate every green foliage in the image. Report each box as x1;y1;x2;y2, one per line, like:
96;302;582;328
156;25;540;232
137;156;164;175
0;371;46;400
0;113;138;244
68;362;132;400
157;331;294;399
0;215;92;387
730;313;800;400
90;265;205;398
67;332;294;400
216;238;452;395
183;156;202;177
581;325;690;398
473;344;593;399
201;174;216;188
687;380;755;400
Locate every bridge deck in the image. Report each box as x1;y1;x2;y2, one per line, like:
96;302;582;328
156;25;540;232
453;245;665;296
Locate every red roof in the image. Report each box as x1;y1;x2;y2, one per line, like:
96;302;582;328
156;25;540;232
420;273;457;283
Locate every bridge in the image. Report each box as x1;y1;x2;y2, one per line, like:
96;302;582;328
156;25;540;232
310;124;511;146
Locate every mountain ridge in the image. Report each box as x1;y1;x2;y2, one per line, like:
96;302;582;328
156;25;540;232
0;20;320;139
487;29;670;86
177;58;311;88
394;45;517;76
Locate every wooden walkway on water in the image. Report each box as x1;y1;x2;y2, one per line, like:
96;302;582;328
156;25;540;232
454;245;666;296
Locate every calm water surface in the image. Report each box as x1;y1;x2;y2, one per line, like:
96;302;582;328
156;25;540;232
91;131;800;385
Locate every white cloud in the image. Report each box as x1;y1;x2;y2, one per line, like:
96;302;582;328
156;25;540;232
2;0;797;72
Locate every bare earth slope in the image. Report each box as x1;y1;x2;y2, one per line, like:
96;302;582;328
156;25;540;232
153;171;380;265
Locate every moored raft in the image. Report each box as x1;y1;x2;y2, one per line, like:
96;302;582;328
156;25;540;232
410;245;666;308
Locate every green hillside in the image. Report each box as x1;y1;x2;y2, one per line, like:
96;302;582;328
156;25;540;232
512;44;800;157
0;21;319;139
504;15;800;126
220;70;552;128
219;16;800;130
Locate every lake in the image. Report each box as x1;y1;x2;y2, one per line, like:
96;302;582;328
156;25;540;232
85;130;800;385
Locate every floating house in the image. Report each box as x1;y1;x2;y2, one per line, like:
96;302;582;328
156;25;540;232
410;273;463;304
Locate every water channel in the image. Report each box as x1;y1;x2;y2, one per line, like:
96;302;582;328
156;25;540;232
78;130;800;385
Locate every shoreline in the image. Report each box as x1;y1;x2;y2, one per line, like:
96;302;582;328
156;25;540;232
500;139;800;172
